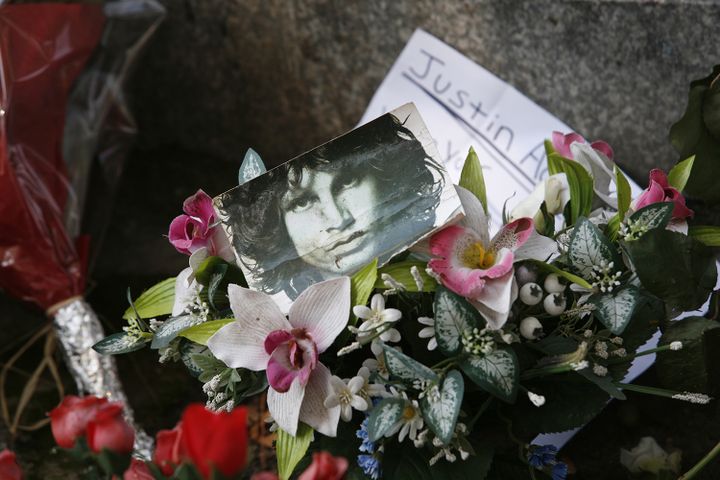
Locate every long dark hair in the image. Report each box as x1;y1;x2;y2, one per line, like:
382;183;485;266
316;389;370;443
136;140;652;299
218;112;445;297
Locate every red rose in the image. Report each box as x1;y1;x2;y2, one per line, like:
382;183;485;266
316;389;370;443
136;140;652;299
153;424;186;475
180;404;248;479
298;452;348;480
123;459;153;480
86;402;135;454
0;449;23;480
49;395;108;448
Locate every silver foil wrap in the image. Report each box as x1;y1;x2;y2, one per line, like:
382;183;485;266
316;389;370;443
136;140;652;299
52;298;153;458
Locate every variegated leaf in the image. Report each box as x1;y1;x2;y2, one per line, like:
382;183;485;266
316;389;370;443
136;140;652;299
590;286;641;335
433;286;480;355
383;344;437;383
151;314;203;349
627;202;674;238
567;217;615;279
179;342;210;377
92;332;148;355
367;398;405;441
420;370;464;445
460;347;518;402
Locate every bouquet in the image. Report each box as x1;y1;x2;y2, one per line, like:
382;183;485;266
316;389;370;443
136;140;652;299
94;115;720;480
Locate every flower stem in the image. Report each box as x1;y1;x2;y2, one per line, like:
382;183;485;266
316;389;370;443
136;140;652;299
679;440;720;480
606;343;678;365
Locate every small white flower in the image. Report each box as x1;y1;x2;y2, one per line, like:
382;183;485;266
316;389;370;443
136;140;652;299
671;392;711;404
356;366;386;399
362;342;389;380
410;265;425;291
354;294;402;343
418;316;438;351
337;342;362;356
528;391;545;407
388;396;424;443
593;364;608;377
324;375;369;422
669;341;683;351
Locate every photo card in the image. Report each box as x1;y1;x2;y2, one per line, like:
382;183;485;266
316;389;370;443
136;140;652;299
215;103;461;310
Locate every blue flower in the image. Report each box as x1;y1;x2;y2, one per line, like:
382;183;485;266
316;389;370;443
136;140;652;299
551;462;568;480
358;454;382;480
356;418;376;453
527;444;558;468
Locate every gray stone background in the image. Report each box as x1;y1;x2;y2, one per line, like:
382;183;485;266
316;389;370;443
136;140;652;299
98;0;720;278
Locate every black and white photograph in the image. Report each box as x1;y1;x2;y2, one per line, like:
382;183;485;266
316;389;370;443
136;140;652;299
214;103;461;309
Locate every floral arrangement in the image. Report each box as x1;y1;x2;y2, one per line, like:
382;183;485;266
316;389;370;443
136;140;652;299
92;130;720;480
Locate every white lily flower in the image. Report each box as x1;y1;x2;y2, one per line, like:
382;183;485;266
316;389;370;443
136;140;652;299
417;316;437;351
324;375;368;422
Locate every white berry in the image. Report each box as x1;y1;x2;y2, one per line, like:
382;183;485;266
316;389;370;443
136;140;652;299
519;282;543;306
543;273;566;293
515;265;537;286
543;293;566;315
520;317;544;340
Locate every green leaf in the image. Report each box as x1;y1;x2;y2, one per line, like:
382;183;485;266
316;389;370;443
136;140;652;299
195;256;247;288
625;229;717;313
625;202;674;239
589;286;641;335
207;266;229;311
524;259;592;290
351;259;378;322
178;318;234;345
576;368;626;400
667;155;695;192
367;397;406;442
383;344;437;383
567;217;616;279
547;153;593;224
704;73;720;139
420;370;464;445
614;166;632;219
656;316;720;394
151;315;203;349
460;347;519;402
689;225;720;246
92;332;149;355
433;286;481;355
179;342;210;377
277;423;314;480
375;261;436;292
122;277;175;321
96;448;131;476
459;147;488;213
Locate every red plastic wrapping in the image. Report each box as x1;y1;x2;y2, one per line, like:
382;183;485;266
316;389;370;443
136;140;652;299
0;5;105;310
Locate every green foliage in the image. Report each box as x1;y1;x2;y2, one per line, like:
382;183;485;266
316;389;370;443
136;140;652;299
547;153;593;225
523;259;592;290
459;147;488;214
375;261;436;292
656;317;720;395
92;332;149;355
460;347;519;403
384;441;493;480
625;229;717;314
151;315;202;349
351;259;378;323
277;423;314;480
669;65;720;203
122;277;175;321
178;342;209;377
382;344;437;383
608;166;632;239
96;448;131;477
420;370;464;445
567;217;617;280
433;286;481;355
178;318;234;345
577;368;626;400
667;155;695;192
689;225;720;246
589;286;642;335
624;202;674;240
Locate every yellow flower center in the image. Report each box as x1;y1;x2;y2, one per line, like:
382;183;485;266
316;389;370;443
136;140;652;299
402;405;416;420
461;242;496;269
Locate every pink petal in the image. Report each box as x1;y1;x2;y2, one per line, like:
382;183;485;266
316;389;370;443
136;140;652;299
648;169;669;188
299;363;341;437
428;258;486;298
267;345;301;393
267;380;305;436
489;218;534;252
477;249;514;279
590;140;614;160
168;215;194;255
207;322;271;370
289;277;350;353
182;189;215;233
468;270;516;329
265;330;293;355
429;225;468;258
633;180;665;212
552;131;585;159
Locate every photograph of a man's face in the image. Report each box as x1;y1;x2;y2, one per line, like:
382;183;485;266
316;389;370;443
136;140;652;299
215;103;461;310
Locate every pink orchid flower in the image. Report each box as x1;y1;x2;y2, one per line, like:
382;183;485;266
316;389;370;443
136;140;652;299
633;169;693;221
207;277;350;437
428;186;535;329
552;131;614;161
168;189;233;261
